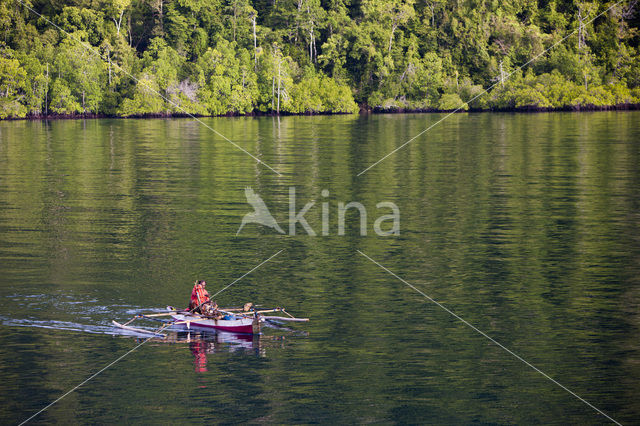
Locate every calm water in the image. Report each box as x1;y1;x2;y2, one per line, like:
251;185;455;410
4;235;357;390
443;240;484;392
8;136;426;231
0;112;639;424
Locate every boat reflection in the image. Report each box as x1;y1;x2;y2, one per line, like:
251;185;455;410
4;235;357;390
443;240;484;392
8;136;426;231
145;329;289;370
179;331;260;371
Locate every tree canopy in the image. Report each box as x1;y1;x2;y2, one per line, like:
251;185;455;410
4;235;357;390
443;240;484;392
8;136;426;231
0;0;639;118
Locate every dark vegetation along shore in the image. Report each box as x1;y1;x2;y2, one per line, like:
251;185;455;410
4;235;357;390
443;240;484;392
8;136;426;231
1;0;639;119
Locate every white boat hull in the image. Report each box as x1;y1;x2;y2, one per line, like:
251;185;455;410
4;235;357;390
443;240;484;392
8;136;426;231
170;313;261;334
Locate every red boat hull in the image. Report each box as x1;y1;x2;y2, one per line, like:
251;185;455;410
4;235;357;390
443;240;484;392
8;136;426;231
170;313;260;334
215;324;254;333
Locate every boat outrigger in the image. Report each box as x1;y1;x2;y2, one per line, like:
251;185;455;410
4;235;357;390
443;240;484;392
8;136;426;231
113;304;308;337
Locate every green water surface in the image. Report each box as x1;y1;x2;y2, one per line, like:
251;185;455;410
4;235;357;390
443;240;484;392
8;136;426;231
0;112;639;424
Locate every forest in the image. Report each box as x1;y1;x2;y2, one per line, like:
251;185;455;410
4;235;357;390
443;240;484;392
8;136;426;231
0;0;639;118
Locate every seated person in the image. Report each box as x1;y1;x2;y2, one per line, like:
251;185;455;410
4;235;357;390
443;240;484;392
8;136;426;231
189;280;209;313
189;280;223;319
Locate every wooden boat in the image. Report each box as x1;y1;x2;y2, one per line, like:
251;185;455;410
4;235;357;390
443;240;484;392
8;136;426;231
170;311;261;334
113;305;308;337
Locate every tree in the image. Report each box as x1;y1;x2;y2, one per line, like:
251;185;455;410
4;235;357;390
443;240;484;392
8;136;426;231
148;0;165;37
197;40;258;115
576;2;597;51
362;0;415;54
0;52;27;118
295;0;326;62
105;0;132;36
0;0;639;118
140;37;182;103
438;93;467;111
54;37;105;113
119;74;165;115
16;52;48;116
49;79;82;114
289;66;358;113
225;0;256;44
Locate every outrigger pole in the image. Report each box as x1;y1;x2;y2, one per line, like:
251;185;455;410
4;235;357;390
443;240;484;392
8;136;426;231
113;302;309;336
111;320;171;337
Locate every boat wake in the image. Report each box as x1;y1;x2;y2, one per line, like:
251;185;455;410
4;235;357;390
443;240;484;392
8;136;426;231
0;316;118;335
0;293;307;360
0;292;170;337
1;293;309;343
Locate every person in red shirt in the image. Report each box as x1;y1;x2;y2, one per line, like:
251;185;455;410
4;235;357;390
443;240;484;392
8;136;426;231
189;280;210;313
189;280;222;318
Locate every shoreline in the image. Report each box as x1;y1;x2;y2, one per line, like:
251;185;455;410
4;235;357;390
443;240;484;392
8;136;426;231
2;102;639;122
366;102;640;114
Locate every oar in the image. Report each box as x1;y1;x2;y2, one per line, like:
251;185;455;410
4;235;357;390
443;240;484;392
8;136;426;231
251;308;286;314
140;311;182;317
215;309;267;316
262;316;309;322
220;308;291;315
141;311;191;317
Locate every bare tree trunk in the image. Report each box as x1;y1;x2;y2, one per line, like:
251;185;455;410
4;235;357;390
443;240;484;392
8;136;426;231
313;36;317;62
584;71;588;90
151;0;164;36
232;1;238;41
296;0;303;43
128;14;132;47
388;24;397;53
577;6;586;50
430;4;435;27
45;63;48;116
277;59;281;115
113;10;124;35
252;16;257;70
578;14;583;49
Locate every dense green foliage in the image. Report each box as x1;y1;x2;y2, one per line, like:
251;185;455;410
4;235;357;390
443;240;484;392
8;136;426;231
0;0;639;118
